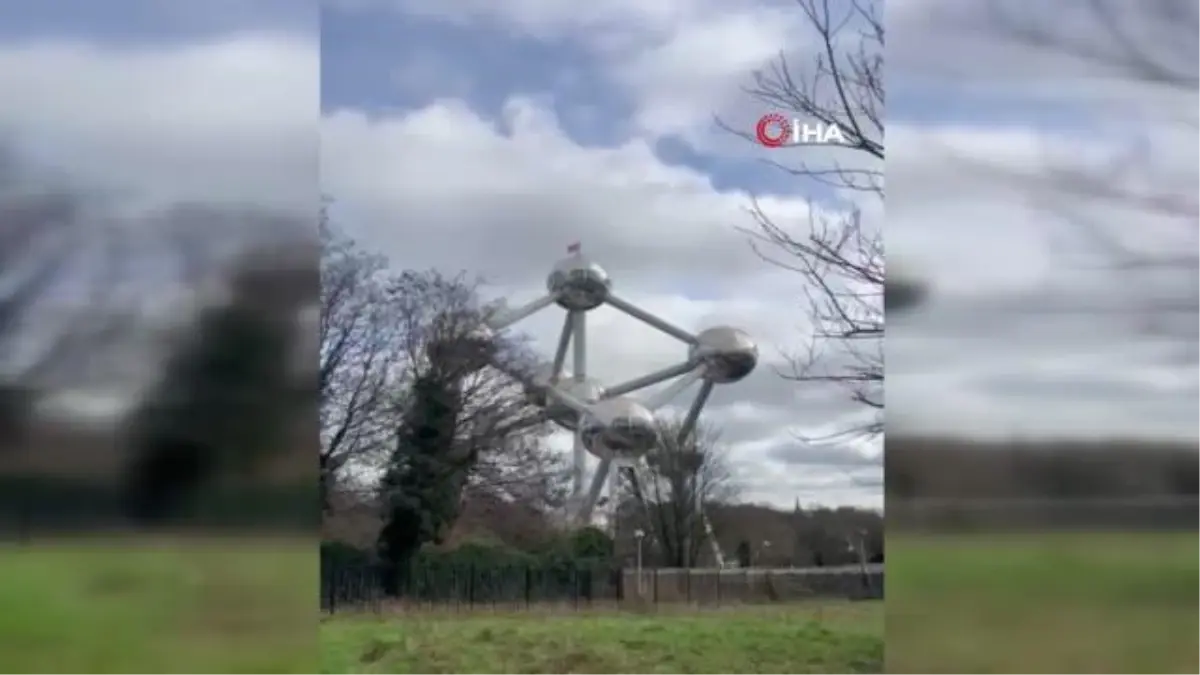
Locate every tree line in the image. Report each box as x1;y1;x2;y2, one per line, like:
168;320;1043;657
888;436;1198;531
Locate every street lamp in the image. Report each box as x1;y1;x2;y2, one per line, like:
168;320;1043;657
634;528;645;596
849;529;868;568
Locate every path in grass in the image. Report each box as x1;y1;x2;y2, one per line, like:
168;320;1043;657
320;603;883;674
886;532;1199;674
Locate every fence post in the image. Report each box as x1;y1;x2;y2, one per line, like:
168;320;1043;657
572;565;579;609
524;566;532;608
685;568;692;603
467;562;476;608
421;564;429;609
653;569;659;603
18;499;30;543
582;567;592;606
716;568;722;605
325;568;335;614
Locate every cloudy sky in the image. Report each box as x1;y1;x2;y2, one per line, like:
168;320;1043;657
887;0;1197;444
1;0;1194;511
320;0;892;509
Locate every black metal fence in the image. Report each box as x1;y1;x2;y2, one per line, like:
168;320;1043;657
321;561;883;613
322;560;618;612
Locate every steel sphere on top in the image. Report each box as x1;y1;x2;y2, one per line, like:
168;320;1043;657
547;253;611;311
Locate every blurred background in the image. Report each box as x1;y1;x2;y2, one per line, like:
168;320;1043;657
1;0;1194;672
0;2;319;672
885;0;1198;672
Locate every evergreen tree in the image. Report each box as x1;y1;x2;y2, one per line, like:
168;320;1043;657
121;295;295;523
376;370;470;594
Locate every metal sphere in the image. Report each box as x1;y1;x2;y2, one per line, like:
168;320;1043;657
579;397;659;460
544;378;605;430
546;255;611;311
690;326;758;383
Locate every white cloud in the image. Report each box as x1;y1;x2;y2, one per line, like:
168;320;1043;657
886;114;1197;440
356;0;701;44
0;34;318;214
601;5;802;147
321;97;819;289
337;0;848;158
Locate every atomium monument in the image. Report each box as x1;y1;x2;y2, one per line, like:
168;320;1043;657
481;245;757;567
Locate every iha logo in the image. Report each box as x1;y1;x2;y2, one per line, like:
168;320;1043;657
754;113;849;148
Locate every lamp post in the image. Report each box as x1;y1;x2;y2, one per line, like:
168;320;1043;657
634;528;645;597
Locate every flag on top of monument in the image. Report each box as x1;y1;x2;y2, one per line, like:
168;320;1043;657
567;241;581;254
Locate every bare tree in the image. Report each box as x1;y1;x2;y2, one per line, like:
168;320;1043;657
319;212;566;525
0;147;132;445
953;0;1197;353
386;269;553;491
374;270;561;574
319;215;400;508
729;0;885;437
622;417;737;568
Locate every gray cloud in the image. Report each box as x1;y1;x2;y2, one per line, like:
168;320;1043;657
974;371;1195;405
885;0;1198;442
322;103;829;292
766;439;881;469
891;0;1197;95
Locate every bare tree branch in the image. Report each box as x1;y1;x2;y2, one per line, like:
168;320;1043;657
621;417;738;568
319;214;400;503
973;0;1198;354
319;208;566;524
0;147;136;444
726;0;885;437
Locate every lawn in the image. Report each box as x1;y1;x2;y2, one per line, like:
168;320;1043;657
885;531;1199;674
0;538;882;674
320;603;884;674
0;536;317;673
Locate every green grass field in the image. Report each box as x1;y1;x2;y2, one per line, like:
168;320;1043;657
0;537;317;673
7;532;1191;673
886;531;1199;674
320;603;884;673
0;537;881;673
